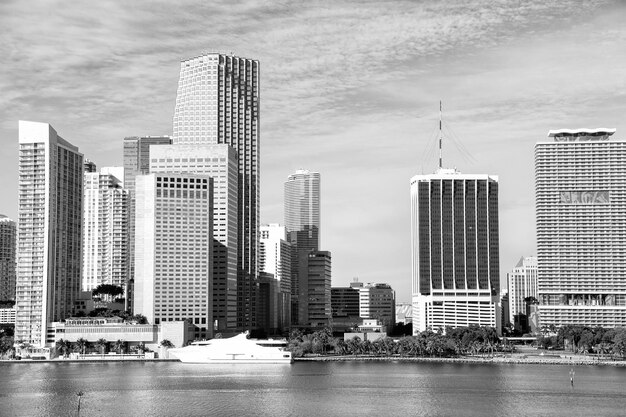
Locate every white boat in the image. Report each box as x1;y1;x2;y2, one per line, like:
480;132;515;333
169;333;293;364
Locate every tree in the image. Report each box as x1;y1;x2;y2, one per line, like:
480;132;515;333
113;339;126;354
94;338;107;354
159;339;174;349
55;339;70;357
74;338;89;355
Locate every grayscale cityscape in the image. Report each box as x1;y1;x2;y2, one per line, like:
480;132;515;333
1;1;626;416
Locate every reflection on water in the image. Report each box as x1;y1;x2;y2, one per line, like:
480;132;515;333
1;361;625;416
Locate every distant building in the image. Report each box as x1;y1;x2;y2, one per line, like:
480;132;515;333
258;272;281;335
359;283;396;332
16;121;84;347
298;251;331;327
411;168;500;334
149;144;238;332
507;256;537;324
173;53;260;331
0;215;16;302
134;173;213;340
285;169;321;325
123;135;172;303
536;128;626;327
260;224;292;331
395;303;413;324
331;286;360;318
83;159;97;173
82;168;129;292
0;307;16;324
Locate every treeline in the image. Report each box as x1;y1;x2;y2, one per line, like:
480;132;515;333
287;326;510;358
536;325;626;357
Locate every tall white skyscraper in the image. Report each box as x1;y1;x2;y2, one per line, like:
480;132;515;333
0;215;16;302
173;53;259;331
507;256;537;322
536;128;626;327
82;168;129;292
134;173;213;339
410;168;500;334
16;121;84;347
284;169;321;325
149;144;238;332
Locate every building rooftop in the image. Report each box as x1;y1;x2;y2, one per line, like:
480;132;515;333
547;128;616;138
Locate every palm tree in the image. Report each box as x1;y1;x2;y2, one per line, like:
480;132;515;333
94;338;107;354
75;338;89;355
55;339;69;358
113;339;125;354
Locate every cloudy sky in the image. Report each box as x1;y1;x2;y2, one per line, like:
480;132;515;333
2;0;626;302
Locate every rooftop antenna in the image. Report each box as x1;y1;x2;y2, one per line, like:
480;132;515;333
439;100;443;170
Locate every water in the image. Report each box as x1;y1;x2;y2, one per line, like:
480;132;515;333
1;361;625;416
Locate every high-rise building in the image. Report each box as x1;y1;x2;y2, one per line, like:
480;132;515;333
0;215;16;302
536;128;626;327
149;144;238;332
507;256;537;324
331;286;360;318
83;159;97;173
16;121;83;347
134;173;213;339
123;135;172;297
299;251;331;327
82;168;129;292
173;53;259;331
284;170;321;324
410;168;500;334
259;224;292;331
359;283;396;330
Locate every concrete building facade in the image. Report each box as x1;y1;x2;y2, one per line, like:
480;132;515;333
173;53;260;331
535;128;626;327
507;256;537;324
134;173;213;340
0;215;16;302
16;121;84;347
359;283;396;331
411;168;500;334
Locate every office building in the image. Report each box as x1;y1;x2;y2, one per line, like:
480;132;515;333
331;286;360;318
298;251;331;327
134;173;213;339
536;128;626;327
0;215;16;302
410;168;500;334
507;256;537;324
173;53;259;330
359;283;396;331
123;135;172;296
82;168;129;292
16;121;84;347
260;224;292;331
150;144;238;332
285;169;321;324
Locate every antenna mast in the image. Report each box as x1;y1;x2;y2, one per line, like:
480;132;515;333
438;100;443;170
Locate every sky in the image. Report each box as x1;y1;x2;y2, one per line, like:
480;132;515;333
2;0;626;303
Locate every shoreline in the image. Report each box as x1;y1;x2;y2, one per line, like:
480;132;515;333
294;354;626;367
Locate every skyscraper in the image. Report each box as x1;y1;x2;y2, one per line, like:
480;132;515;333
410;168;500;334
0;215;16;302
134;173;213;339
507;256;537;324
359;283;396;331
300;251;332;327
535;128;626;327
284;170;321;325
173;53;259;330
16;121;83;347
149;144;238;332
82;168;129;292
260;224;292;331
123;135;172;298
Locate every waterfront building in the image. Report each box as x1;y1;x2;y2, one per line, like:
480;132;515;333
507;256;537;324
359;283;396;332
173;53;260;331
0;215;16;302
284;169;321;324
123;135;172;305
331;286;360;318
298;251;331;327
149;144;238;332
258;272;281;335
260;224;292;330
535;128;626;327
410;168;500;334
16;121;84;347
134;173;213;340
0;307;16;324
82;168;129;292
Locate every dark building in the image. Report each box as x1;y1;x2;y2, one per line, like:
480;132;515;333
331;287;360;318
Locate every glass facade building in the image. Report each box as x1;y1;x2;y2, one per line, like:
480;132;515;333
0;215;16;302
